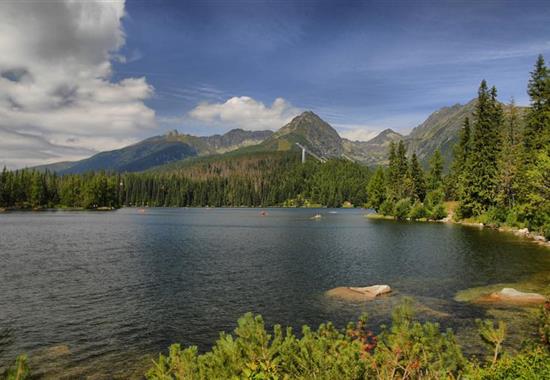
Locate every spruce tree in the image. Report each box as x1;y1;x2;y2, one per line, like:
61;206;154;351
459;80;503;217
396;141;408;180
367;167;386;211
428;149;444;192
387;142;399;200
447;117;471;200
524;55;550;154
520;55;550;229
409;153;426;201
497;100;521;209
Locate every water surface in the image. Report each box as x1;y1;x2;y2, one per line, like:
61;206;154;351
1;208;549;378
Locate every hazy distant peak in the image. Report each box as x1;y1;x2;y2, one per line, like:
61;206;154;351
366;128;403;144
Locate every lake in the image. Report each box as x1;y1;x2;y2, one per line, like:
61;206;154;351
1;208;549;378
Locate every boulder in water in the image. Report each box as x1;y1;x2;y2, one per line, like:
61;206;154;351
476;288;546;305
326;284;392;301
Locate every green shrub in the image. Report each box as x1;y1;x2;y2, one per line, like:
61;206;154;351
146;300;470;380
425;189;445;210
1;355;29;380
370;299;467;379
429;203;448;220
470;347;550;380
504;208;525;228
479;207;509;227
539;302;550;348
409;201;428;220
379;199;395;216
394;198;411;220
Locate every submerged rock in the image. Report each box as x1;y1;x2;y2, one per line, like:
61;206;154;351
515;228;530;236
326;284;392;301
476;287;546;305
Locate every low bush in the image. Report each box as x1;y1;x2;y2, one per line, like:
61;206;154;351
5;302;550;379
429;203;448;220
394;198;411;220
409;201;428;220
379;200;395;216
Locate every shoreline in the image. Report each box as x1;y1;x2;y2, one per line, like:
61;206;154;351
0;205;361;212
365;212;550;248
0;206;115;212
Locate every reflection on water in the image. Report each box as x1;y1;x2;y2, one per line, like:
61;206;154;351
0;208;549;378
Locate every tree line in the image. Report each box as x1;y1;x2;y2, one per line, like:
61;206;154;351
0;153;370;209
366;141;448;221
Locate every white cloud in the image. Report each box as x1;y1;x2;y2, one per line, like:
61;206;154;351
335;125;382;142
188;96;300;130
0;0;156;169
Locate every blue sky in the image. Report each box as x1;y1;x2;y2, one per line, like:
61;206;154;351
115;0;550;138
1;0;549;168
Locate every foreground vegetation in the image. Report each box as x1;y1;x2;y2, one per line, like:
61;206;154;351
3;299;548;379
144;300;550;379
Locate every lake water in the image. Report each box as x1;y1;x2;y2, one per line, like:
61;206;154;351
1;208;549;378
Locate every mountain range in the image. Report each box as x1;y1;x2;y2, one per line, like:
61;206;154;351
35;99;519;174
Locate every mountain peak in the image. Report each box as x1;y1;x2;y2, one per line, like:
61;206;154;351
291;110;323;122
367;128;403;145
379;128;397;135
265;110;343;157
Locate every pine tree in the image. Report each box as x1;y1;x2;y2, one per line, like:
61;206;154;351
0;167;7;208
386;140;409;201
427;149;443;192
524;55;550;154
519;55;550;229
367;167;386;211
459;80;503;217
396;141;408;181
497;99;521;209
387;142;399;200
30;171;47;207
447;117;471;200
409;153;426;201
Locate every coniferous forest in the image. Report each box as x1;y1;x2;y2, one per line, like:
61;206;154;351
0;56;549;240
0;153;369;209
367;55;550;238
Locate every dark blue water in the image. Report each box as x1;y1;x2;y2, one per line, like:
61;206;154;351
0;208;549;378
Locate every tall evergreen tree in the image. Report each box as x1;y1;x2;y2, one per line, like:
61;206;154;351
447;117;471;200
427;149;443;192
396;141;408;180
0;167;7;208
524;55;550;154
387;142;400;200
497;99;522;208
367;167;386;211
519;55;550;229
459;80;503;217
409;153;426;201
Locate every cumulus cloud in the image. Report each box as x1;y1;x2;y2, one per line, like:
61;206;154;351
336;125;382;142
189;96;300;130
0;0;156;169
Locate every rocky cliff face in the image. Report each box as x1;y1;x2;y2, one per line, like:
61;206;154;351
203;129;273;153
262;111;343;157
342;129;404;165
